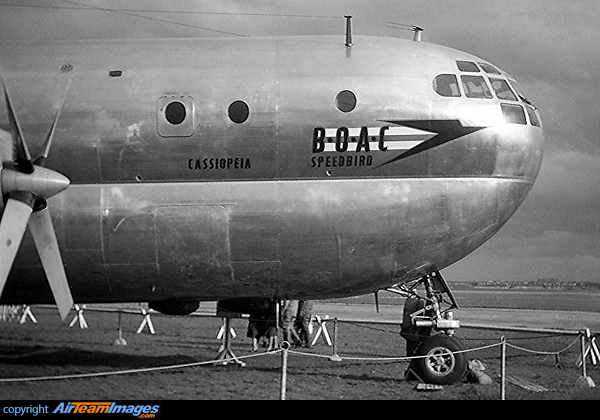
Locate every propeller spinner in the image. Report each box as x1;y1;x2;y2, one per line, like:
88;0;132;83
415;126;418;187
0;67;73;320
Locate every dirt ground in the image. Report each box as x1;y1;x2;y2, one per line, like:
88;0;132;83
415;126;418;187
1;306;599;401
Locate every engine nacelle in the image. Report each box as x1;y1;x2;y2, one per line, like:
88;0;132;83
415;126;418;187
149;300;200;316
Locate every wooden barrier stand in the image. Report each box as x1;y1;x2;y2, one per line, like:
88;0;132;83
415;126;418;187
69;305;88;329
137;307;155;334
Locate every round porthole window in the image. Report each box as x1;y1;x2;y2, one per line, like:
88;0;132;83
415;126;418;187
228;100;250;124
165;101;187;125
335;90;357;113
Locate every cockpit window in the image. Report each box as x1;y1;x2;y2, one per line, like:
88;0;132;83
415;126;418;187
525;105;541;127
479;63;501;75
508;78;537;108
461;75;493;99
489;78;518;101
456;61;480;72
433;74;461;97
501;103;527;125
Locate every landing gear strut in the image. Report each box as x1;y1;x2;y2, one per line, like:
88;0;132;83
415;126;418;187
386;270;467;385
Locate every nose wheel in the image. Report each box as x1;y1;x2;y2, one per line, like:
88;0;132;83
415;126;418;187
411;334;467;385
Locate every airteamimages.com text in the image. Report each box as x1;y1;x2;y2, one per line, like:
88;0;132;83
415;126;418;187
3;402;161;417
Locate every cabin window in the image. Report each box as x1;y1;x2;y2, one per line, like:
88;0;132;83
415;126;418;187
433;74;461;97
479;63;501;75
165;101;187;125
501;103;527;125
489;78;518;101
336;90;357;113
228;100;249;124
461;75;493;99
157;95;195;137
456;60;480;72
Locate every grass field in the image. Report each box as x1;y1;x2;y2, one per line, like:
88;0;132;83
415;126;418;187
1;298;600;401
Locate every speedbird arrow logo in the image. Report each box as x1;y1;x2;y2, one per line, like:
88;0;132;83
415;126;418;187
375;120;487;168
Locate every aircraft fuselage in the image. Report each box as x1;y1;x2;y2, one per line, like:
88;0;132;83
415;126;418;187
0;35;544;305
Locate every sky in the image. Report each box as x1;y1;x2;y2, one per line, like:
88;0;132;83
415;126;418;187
0;0;599;284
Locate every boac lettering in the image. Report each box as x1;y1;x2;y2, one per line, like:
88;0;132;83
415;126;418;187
312;126;389;153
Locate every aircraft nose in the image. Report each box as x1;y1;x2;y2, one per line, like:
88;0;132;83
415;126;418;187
432;58;545;183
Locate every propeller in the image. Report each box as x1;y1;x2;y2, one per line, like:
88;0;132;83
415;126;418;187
0;66;73;320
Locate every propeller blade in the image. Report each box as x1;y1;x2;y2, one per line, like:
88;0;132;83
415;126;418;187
34;76;72;167
0;194;34;298
0;162;4;216
0;66;72;320
29;205;73;320
0;68;33;174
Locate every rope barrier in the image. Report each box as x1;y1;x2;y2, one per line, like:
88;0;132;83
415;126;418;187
0;336;506;385
290;341;503;363
337;320;399;335
288;350;335;360
502;333;578;341
0;349;282;383
506;337;580;356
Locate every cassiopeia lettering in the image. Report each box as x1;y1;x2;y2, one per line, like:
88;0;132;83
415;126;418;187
188;157;252;170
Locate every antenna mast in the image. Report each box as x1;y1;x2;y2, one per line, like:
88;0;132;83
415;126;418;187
386;21;425;41
413;26;423;42
345;15;353;47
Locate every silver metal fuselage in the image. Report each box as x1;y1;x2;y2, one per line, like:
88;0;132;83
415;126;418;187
0;35;544;304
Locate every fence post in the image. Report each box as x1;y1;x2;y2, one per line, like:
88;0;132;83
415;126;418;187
280;342;289;400
330;318;342;362
114;310;127;346
500;336;506;400
580;331;587;379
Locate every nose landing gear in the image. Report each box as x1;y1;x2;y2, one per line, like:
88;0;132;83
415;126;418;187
387;270;467;385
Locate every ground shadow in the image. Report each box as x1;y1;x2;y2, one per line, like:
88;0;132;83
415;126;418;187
0;344;202;370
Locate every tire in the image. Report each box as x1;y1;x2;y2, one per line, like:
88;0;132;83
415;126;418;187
410;334;467;385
